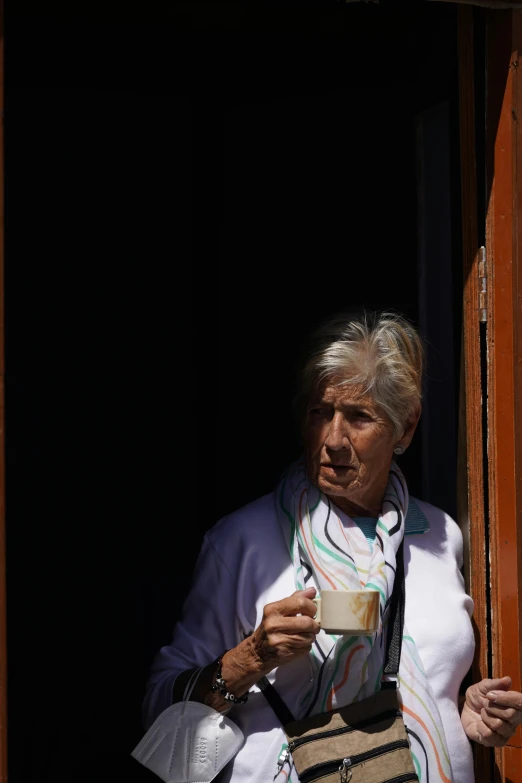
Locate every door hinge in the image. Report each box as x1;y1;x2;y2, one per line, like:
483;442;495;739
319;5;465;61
478;246;487;323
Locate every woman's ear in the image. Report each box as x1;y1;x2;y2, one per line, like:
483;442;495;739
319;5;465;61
396;405;421;450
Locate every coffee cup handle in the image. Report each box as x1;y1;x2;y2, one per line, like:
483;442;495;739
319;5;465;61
312;596;321;625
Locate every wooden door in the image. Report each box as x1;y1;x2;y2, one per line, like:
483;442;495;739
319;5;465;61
460;6;522;782
485;9;522;781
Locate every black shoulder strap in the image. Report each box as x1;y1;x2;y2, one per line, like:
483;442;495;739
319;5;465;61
384;537;405;677
257;674;295;724
259;537;406;722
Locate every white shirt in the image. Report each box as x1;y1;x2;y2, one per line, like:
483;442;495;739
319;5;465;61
143;493;476;783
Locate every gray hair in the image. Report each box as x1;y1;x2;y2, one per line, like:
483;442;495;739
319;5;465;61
295;310;424;436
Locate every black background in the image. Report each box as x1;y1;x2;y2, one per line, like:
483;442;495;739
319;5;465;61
4;2;459;780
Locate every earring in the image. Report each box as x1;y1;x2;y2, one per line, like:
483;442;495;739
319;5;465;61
393;445;406;455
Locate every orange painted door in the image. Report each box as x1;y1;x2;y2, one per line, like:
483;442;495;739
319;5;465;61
459;6;522;782
484;9;522;782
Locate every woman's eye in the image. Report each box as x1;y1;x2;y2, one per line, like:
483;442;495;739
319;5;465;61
309;407;332;419
354;411;371;420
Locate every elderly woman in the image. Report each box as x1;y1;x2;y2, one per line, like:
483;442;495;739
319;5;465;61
143;311;522;783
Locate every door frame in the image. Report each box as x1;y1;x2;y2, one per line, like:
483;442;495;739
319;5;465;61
459;6;522;782
485;8;522;781
0;0;6;778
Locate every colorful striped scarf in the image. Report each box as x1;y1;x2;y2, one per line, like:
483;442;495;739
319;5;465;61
275;459;453;783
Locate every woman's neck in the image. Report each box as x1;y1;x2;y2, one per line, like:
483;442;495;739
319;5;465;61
327;495;381;519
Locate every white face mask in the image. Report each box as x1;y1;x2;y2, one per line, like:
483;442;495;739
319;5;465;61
131;669;245;783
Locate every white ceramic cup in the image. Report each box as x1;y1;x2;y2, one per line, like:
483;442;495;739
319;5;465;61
313;589;380;635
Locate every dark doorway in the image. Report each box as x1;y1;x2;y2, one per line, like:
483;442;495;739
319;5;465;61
211;1;461;524
5;2;460;781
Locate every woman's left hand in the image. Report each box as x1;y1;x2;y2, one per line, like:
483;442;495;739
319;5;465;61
461;676;522;747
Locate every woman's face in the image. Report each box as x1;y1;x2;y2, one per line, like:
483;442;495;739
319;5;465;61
302;378;416;517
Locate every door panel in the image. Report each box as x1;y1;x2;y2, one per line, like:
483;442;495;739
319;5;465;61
457;7;493;781
485;8;522;781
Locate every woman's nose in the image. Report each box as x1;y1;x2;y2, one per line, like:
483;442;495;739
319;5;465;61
324;413;348;450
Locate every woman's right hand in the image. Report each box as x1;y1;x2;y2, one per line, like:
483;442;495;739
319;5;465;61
173;588;320;712
246;587;320;674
